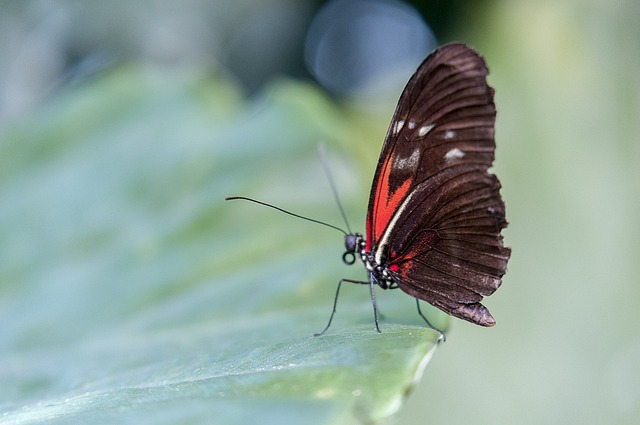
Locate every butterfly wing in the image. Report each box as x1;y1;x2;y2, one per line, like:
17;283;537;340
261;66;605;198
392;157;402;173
365;43;511;326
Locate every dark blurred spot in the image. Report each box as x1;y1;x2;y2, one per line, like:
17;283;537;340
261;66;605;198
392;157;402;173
304;0;436;97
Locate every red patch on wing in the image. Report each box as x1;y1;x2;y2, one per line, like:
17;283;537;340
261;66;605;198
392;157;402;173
371;153;411;244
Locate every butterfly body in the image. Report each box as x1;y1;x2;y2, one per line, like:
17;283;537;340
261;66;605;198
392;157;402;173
343;233;395;290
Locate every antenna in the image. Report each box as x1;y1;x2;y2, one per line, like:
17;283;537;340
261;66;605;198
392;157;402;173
317;143;352;234
224;196;347;236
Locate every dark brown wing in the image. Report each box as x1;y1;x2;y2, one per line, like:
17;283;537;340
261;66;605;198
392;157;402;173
366;43;510;326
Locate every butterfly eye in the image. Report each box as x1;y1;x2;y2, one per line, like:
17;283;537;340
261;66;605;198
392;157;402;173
344;234;358;253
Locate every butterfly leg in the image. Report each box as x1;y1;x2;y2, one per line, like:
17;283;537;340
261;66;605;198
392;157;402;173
314;278;371;336
369;281;382;333
416;299;446;342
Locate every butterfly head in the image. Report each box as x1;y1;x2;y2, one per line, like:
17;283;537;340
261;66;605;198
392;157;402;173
342;233;364;265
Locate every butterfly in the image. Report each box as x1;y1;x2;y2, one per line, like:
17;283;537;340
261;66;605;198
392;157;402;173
227;43;510;337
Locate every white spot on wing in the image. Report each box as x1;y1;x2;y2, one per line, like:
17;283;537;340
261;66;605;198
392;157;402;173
392;120;405;135
394;148;420;170
444;130;456;139
444;148;465;162
407;121;416;130
418;124;434;137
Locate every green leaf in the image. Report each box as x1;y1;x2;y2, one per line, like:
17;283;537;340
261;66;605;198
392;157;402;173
0;65;448;424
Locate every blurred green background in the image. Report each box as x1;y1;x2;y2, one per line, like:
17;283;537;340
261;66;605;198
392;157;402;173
1;0;639;424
